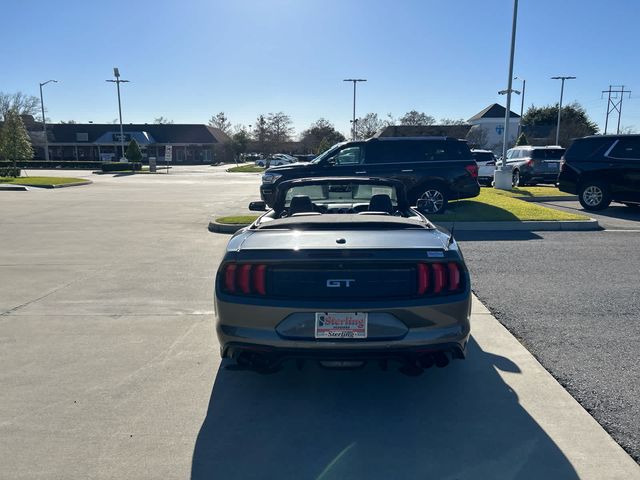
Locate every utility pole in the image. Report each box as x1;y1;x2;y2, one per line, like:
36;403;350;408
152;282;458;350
39;79;57;161
106;67;130;160
343;79;366;140
602;85;631;134
494;0;519;190
551;76;576;145
514;76;526;138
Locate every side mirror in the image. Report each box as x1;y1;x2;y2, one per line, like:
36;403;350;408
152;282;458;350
248;201;267;211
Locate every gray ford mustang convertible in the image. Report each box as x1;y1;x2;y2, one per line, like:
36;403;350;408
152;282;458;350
214;177;471;375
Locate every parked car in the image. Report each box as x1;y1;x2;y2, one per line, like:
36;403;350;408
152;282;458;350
260;137;480;214
215;177;472;374
471;149;497;186
505;145;565;186
255;154;298;168
558;134;640;210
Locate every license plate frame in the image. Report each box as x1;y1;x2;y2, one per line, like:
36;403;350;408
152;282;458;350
315;312;368;339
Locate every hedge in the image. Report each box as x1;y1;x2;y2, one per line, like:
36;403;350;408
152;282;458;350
101;162;142;172
0;161;102;169
0;166;21;177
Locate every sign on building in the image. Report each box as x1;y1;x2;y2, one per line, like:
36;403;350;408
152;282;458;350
165;145;173;162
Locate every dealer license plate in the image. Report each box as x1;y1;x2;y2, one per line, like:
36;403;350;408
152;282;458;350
315;312;368;339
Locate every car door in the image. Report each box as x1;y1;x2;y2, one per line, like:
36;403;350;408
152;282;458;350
606;138;640;201
360;141;420;189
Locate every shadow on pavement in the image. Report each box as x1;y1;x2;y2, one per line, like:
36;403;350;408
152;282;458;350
454;230;543;242
544;201;640;223
191;337;578;480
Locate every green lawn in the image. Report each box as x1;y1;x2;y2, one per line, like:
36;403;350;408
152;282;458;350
492;185;573;198
438;189;587;222
216;215;260;224
0;177;87;186
227;165;265;173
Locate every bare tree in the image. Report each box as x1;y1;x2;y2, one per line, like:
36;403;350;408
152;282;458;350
0;92;40;121
355;113;385;139
465;125;488;149
154;116;174;124
208;112;232;135
439;117;467;125
399;110;436;126
252;115;269;152
266;112;294;147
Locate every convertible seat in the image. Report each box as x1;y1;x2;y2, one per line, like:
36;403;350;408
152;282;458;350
368;194;394;214
289;195;315;215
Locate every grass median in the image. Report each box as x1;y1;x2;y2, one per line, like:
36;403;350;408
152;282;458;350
0;177;87;186
439;188;586;222
227;165;265;173
491;185;573;198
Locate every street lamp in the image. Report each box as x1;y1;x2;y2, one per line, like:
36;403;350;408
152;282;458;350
551;76;576;145
106;67;130;160
514;76;526;137
343;78;366;140
39;79;57;161
494;0;519;190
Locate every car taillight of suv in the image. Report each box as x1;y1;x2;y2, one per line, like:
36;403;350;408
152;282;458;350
464;164;478;178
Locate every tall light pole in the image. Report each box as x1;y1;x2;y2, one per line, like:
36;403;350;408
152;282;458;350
106;67;130;160
551;76;576;145
494;0;519;190
39;79;57;161
343;78;366;140
514;76;526;138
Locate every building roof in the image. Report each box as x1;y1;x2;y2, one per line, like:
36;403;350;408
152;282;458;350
34;123;231;144
377;124;472;138
468;103;520;122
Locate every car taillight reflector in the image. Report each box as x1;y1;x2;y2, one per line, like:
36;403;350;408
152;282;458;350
465;164;478;178
447;262;461;291
224;264;237;293
253;264;267;295
527;159;535;167
432;263;445;293
238;264;252;294
222;263;267;296
417;263;429;295
417;262;463;295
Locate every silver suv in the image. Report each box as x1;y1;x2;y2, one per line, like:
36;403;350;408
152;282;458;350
505;146;565;186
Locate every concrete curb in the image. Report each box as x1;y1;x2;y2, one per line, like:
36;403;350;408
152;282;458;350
16;180;93;189
518;195;578;202
0;184;28;191
208;217;600;233
208;220;247;234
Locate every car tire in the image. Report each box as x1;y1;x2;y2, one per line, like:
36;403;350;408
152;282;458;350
579;182;611;211
512;170;521;187
416;187;448;215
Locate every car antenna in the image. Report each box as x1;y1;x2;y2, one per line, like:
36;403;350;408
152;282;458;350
447;190;460;249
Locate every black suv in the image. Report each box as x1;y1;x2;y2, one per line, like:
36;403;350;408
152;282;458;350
260;137;480;214
558;134;640;210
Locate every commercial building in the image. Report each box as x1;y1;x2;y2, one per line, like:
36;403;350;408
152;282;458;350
23;117;231;164
467;103;520;150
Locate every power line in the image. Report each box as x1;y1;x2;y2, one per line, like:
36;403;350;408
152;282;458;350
601;85;631;134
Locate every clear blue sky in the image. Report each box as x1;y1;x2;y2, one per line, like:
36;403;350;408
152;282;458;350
1;0;638;137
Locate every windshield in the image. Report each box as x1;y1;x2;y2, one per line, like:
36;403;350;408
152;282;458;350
310;142;348;163
284;182;398;206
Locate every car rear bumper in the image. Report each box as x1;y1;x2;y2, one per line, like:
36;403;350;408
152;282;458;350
521;171;560;183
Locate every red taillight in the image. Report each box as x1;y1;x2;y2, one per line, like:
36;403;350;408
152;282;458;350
222;263;267;295
417;263;429;295
224;264;237;293
447;262;461;291
432;263;445;293
253;264;267;295
238;264;252;294
526;159;535;167
465;164;478;178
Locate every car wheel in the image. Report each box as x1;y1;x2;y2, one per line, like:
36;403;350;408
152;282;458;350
579;182;611;211
416;187;448;214
512;170;521;187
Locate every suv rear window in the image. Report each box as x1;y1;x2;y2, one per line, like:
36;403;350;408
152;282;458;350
472;152;495;162
366;140;471;164
564;137;614;161
531;149;565;160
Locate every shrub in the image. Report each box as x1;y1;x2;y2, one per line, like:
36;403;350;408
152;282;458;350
0;160;103;169
0;166;21;177
101;162;142;172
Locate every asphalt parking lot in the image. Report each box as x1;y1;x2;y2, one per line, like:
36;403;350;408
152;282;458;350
1;167;639;478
